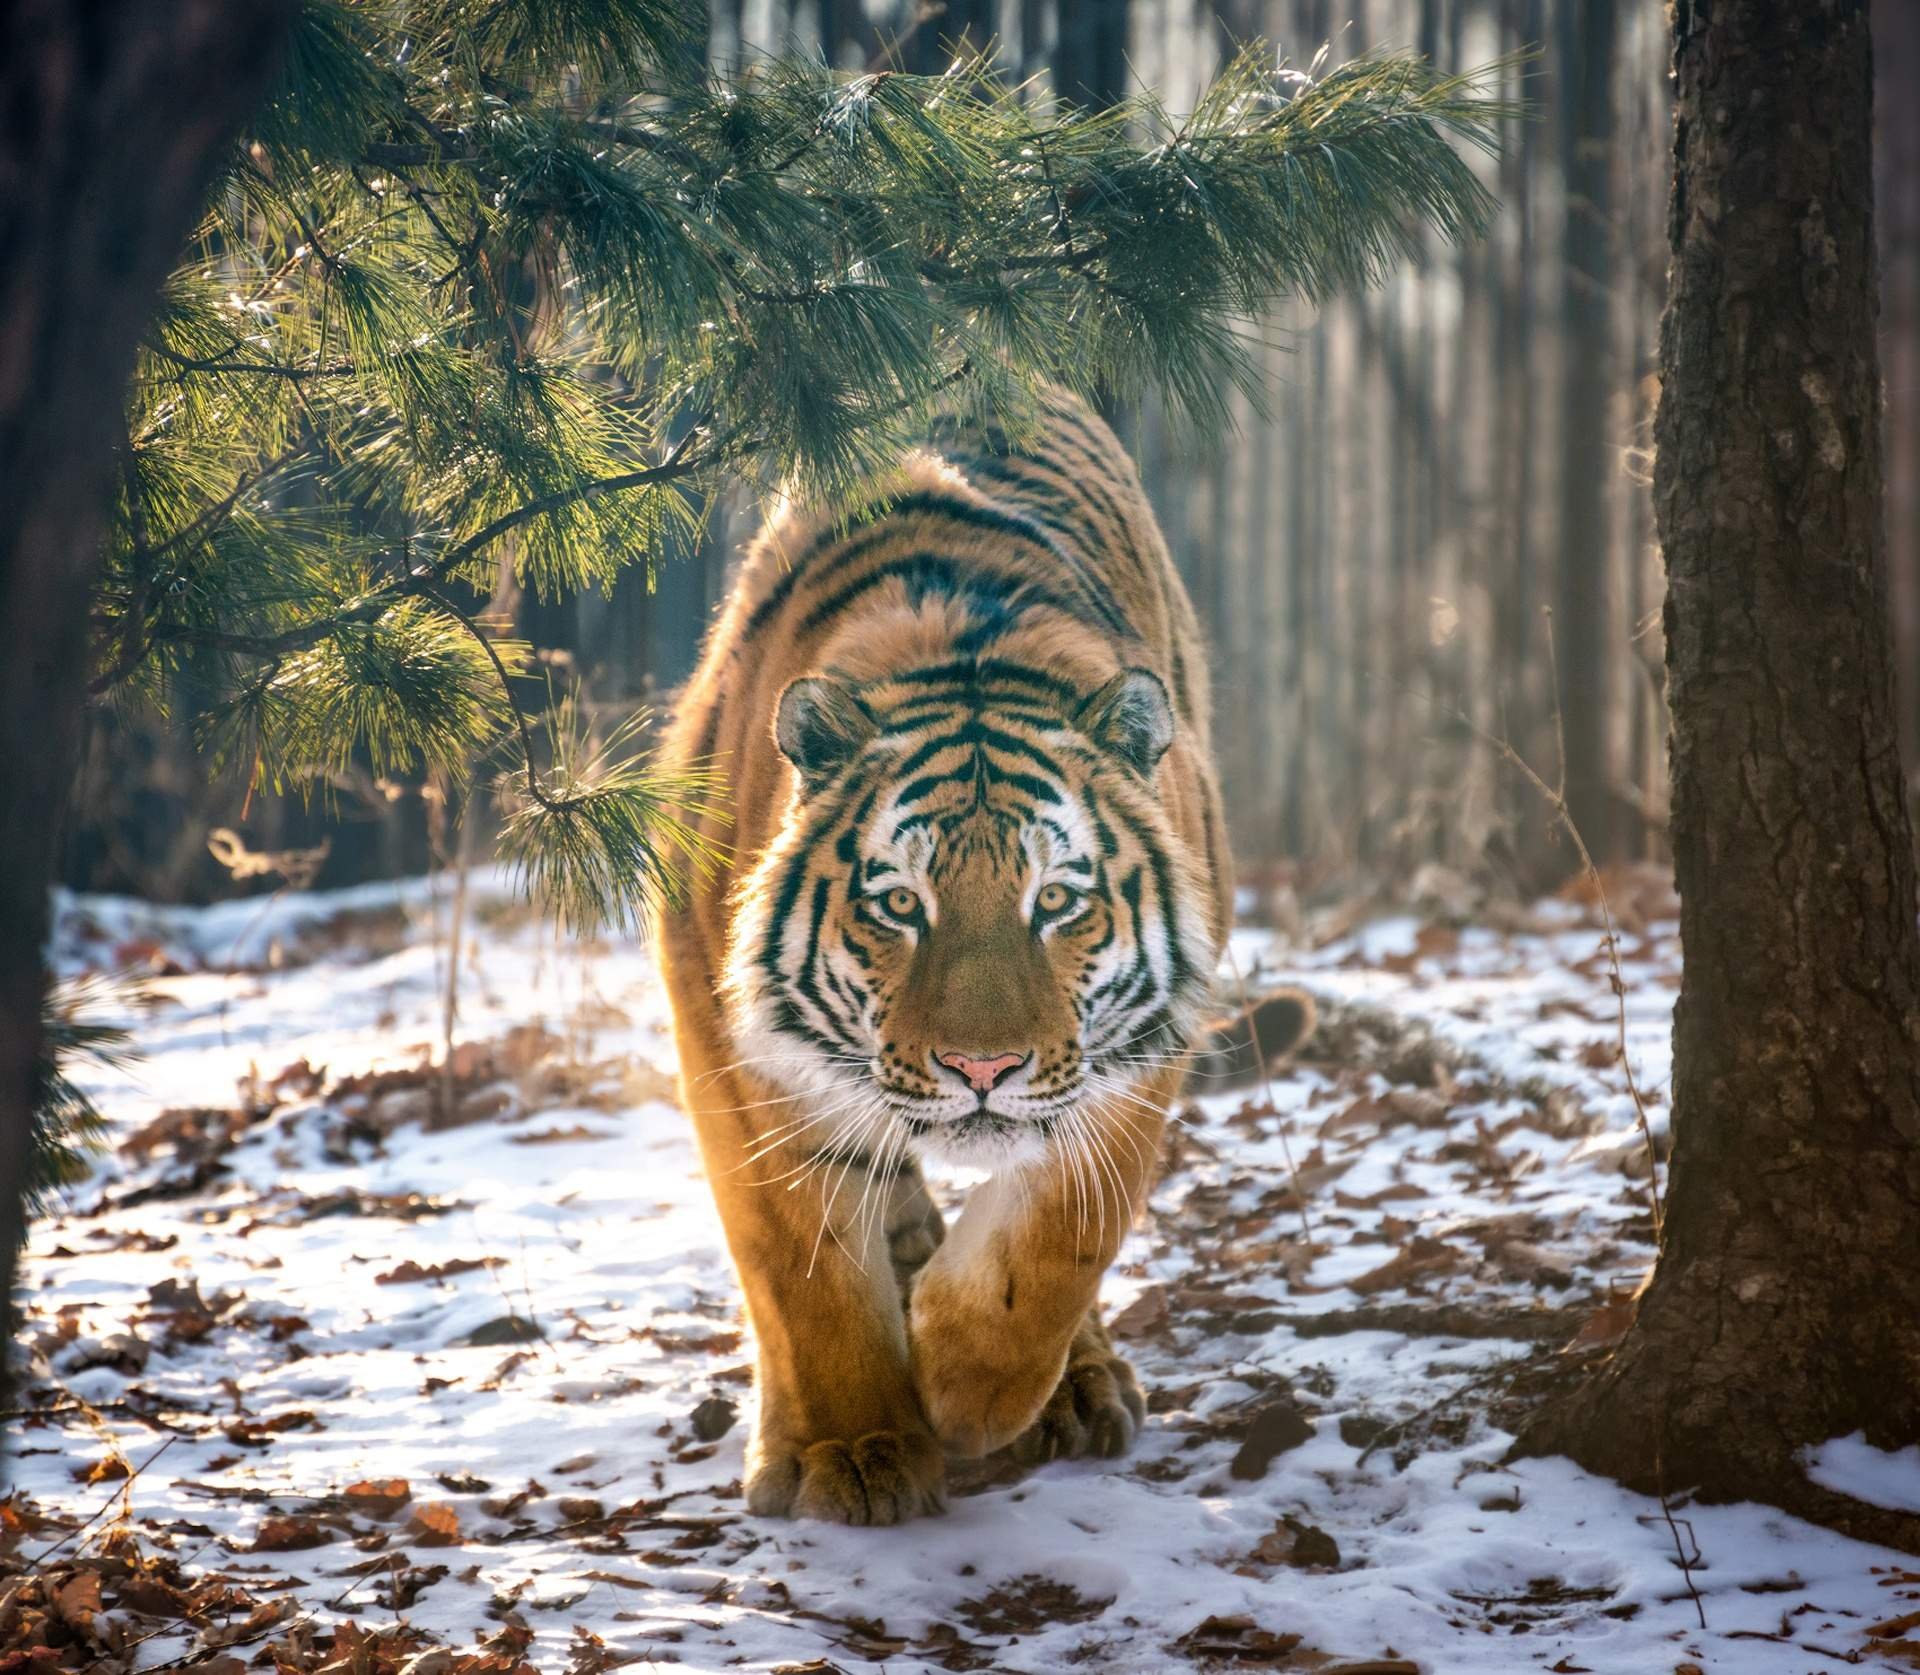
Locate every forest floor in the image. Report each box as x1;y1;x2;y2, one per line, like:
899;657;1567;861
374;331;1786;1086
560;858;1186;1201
8;870;1920;1675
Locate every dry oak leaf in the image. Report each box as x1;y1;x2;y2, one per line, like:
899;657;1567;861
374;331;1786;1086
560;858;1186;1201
253;1515;334;1551
1348;1237;1461;1297
52;1570;103;1632
344;1478;414;1518
479;1350;537;1391
1229;1396;1315;1481
565;1626;645;1675
1172;1614;1304;1662
1333;1183;1428;1210
1562;1291;1639;1355
1369;922;1461;974
224;1409;323;1448
376;1258;505;1286
1109;1286;1170;1340
205;1598;297;1651
407;1503;461;1546
1869;1611;1920;1639
1251;1517;1341;1568
115;1574;194;1619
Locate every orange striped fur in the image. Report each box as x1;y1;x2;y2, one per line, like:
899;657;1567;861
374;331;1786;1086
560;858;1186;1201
656;388;1231;1523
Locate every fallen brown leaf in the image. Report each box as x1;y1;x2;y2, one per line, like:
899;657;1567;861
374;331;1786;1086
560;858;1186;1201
1228;1394;1315;1480
1171;1614;1304;1663
253;1516;334;1552
1562;1290;1639;1355
1333;1183;1429;1210
343;1479;413;1518
376;1257;505;1286
52;1570;102;1632
1109;1286;1169;1340
408;1503;461;1546
690;1396;738;1441
1251;1516;1341;1568
1348;1237;1461;1296
1869;1610;1920;1639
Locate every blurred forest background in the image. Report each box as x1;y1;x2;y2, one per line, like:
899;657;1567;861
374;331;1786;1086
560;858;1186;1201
62;0;1920;911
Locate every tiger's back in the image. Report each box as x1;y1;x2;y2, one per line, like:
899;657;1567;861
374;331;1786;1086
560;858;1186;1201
655;388;1232;1525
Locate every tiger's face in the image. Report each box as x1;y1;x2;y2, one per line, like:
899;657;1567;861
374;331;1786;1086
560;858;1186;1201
723;664;1214;1170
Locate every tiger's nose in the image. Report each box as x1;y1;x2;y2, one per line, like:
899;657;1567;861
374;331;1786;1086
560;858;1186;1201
936;1049;1029;1094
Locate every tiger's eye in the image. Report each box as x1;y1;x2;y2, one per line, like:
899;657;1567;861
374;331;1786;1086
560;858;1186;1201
1037;882;1075;915
882;886;920;919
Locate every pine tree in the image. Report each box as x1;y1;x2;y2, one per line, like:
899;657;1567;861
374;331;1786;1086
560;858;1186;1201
92;1;1514;933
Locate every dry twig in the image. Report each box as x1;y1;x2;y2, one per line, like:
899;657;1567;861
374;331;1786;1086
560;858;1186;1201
1655;1448;1709;1630
26;1436;175;1569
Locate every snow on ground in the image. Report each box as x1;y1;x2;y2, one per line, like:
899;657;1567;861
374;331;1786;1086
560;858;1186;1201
10;870;1920;1674
1805;1438;1920;1518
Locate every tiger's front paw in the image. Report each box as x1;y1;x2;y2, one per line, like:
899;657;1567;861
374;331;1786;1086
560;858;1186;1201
746;1426;946;1525
1009;1342;1146;1464
912;1339;1067;1458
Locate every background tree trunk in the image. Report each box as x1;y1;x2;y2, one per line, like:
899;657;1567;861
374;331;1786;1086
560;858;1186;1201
0;0;294;1411
1554;0;1621;865
1517;0;1920;1546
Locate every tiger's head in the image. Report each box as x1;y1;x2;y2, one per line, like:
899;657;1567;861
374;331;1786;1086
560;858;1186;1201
723;660;1215;1170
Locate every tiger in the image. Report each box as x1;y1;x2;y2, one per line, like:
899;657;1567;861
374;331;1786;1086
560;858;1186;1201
656;386;1276;1525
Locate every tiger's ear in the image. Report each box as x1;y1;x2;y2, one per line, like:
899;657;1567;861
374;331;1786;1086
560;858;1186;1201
1079;668;1174;775
774;676;876;787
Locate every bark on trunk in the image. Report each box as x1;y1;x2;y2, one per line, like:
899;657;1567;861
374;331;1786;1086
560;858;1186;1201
1517;0;1920;1549
0;0;293;1417
1877;0;1920;772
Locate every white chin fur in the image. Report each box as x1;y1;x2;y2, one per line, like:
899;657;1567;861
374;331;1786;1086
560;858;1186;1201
917;1121;1053;1173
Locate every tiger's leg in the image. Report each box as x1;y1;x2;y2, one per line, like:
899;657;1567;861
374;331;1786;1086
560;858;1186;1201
884;1160;946;1300
906;1067;1177;1457
684;1061;946;1525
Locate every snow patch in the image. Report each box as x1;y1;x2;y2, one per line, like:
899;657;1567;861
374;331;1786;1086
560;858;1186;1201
1804;1432;1920;1514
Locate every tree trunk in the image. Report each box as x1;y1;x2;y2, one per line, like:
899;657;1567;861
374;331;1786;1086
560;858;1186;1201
1052;0;1128;108
1517;0;1920;1548
1553;0;1621;866
1877;0;1920;776
0;0;293;1415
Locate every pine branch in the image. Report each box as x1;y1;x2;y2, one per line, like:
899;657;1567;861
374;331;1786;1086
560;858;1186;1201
98;18;1517;934
144;339;358;380
141;419;728;665
30;977;139;1215
495;725;731;936
412;413;724;589
414;579;565;814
